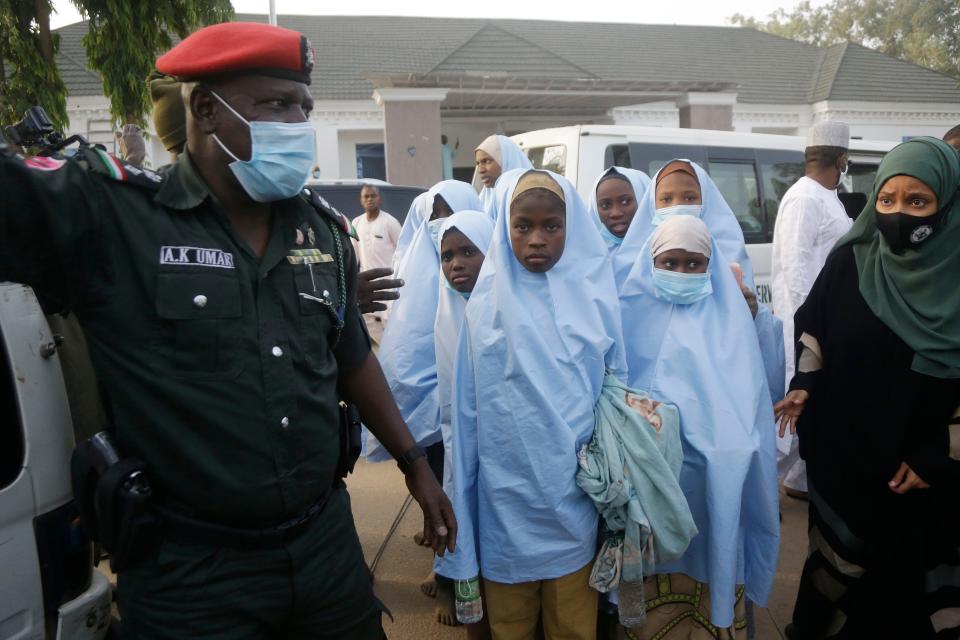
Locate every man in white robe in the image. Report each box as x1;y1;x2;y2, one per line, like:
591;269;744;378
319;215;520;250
352;184;401;344
771;121;852;497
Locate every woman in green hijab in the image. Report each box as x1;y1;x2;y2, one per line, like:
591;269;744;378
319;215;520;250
775;137;960;639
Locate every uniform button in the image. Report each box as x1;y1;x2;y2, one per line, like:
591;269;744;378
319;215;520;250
271;346;283;357
193;294;208;308
280;417;290;428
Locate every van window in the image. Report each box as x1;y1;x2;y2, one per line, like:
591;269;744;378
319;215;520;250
756;151;805;233
839;161;880;199
628;143;707;180
526;145;567;175
0;335;24;489
605;144;630;169
709;161;764;238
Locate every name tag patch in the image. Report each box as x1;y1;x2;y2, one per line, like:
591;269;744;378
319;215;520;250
287;248;334;265
160;246;236;269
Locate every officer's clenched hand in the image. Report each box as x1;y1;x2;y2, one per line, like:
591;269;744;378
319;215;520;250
405;458;457;556
357;268;403;314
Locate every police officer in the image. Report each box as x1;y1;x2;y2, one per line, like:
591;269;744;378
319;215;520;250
0;22;454;639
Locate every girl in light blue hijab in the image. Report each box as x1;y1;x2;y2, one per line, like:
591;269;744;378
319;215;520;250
367;180;482;463
474;134;533;217
587;166;652;253
615;159;786;405
446;169;626;637
392;190;432;273
617;215;780;638
427;210;495;629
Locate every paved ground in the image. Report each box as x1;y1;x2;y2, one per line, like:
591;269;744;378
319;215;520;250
348;459;809;640
97;459;807;638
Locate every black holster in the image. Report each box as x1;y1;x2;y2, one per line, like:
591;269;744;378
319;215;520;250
71;432;160;572
336;402;362;479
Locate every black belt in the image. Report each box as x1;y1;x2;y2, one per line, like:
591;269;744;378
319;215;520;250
156;490;333;551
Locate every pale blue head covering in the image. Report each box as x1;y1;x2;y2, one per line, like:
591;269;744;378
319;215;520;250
429;179;483;216
444;169;627;584
393;190;432;272
614;160;755;290
587;166;652;252
367;182;482;461
475;135;534;218
618;216;780;628
432;210;494;484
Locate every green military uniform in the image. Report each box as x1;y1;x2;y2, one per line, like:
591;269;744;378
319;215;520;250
0;145;382;639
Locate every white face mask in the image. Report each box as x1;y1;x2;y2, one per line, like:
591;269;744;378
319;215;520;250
652;204;703;227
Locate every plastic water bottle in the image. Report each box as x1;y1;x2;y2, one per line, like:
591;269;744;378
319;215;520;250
455;576;483;624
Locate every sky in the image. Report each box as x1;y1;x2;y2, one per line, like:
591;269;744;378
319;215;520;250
49;0;822;29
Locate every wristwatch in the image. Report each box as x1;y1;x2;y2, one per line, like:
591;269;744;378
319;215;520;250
396;445;426;475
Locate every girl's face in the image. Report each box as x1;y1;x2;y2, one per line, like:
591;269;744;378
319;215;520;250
440;229;485;293
431;194;454;221
475;149;502;187
596;178;638;237
655;172;702;209
510;191;566;273
654;249;709;274
876;175;938;217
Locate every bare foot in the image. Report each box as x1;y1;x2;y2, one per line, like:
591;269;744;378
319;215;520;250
435;579;460;627
420;571;438;598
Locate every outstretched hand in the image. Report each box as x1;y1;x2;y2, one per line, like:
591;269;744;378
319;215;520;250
775;390;809;437
405;459;457;556
358;268;403;314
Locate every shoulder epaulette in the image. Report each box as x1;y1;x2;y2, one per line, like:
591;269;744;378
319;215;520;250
302;187;358;240
79;145;165;191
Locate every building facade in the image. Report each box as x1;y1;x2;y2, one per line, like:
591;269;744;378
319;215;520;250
55;16;960;185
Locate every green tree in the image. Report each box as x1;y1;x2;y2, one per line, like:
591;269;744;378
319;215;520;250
0;0;69;130
730;0;960;80
75;0;233;126
0;0;232;135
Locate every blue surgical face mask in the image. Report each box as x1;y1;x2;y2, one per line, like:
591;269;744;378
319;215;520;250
652;267;713;305
427;218;445;251
597;222;624;247
210;91;316;203
652;204;703;227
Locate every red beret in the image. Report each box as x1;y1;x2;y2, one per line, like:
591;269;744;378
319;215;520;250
156;22;314;85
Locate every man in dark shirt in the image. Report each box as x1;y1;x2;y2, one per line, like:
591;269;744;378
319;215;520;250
0;21;453;639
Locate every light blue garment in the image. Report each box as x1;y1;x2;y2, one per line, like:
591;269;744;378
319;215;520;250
445;169;627;584
652;268;713;304
614;160;754;290
393;191;432;273
210;91;316;203
367;182;482;461
587;167;652;253
427;218;444;251
476;135;534;218
576;373;697;584
432;211;494;579
618;235;781;628
612;159;785;404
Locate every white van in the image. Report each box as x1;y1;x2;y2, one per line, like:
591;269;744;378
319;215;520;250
0;283;112;640
511;125;894;305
